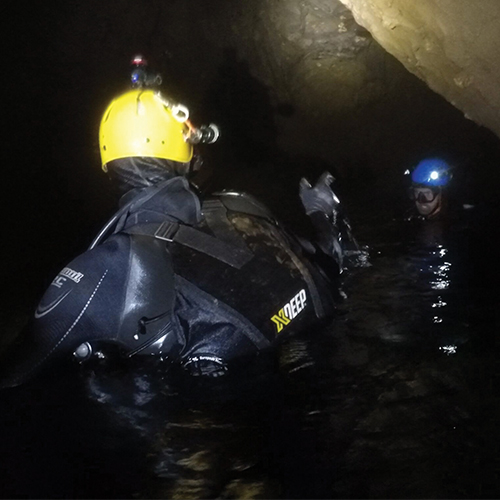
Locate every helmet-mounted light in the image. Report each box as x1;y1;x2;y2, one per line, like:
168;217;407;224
410;158;452;187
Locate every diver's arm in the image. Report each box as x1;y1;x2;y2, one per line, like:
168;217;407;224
299;171;364;270
299;172;344;267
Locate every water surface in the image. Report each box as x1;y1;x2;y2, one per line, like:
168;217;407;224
1;189;499;499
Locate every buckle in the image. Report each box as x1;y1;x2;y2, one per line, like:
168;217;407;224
154;221;179;242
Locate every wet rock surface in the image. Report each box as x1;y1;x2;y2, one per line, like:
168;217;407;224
339;0;500;142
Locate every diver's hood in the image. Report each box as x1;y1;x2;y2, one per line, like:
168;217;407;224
106;157;191;192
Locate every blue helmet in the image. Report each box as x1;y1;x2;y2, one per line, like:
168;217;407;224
411;158;452;187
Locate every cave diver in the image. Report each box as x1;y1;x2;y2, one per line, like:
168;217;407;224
406;157;453;220
403;156;481;242
401;156;483;355
0;56;364;388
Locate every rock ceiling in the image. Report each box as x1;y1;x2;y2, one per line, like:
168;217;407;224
192;0;500;171
338;0;500;139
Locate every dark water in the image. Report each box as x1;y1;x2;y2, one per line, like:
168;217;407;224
2;184;500;499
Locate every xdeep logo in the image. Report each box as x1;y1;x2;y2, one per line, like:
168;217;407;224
271;289;307;333
50;267;84;289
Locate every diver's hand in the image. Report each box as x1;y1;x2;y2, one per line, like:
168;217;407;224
299;171;340;222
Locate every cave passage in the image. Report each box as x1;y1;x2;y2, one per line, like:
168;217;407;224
2;1;500;498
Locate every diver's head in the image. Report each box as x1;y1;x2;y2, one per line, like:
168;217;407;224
99;56;219;192
99;88;196;191
408;158;452;218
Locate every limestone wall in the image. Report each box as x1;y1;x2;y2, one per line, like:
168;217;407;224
338;0;500;139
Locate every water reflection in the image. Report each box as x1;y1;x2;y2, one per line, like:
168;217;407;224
397;212;472;356
439;345;457;355
82;361;281;499
2;195;500;498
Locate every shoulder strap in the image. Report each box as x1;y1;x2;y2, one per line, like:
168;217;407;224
125;221;254;269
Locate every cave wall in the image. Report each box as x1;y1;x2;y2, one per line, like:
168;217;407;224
188;0;500;185
338;0;500;141
7;0;499;185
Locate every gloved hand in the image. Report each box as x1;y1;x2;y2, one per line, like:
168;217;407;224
299;171;340;224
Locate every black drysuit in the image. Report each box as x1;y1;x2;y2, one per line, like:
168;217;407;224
1;176;339;387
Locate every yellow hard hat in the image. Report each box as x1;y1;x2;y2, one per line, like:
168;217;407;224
99;89;193;171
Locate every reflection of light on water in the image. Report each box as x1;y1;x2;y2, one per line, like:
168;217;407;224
426;246;452;290
430;263;451;290
431;245;448;258
432;297;447;308
433;316;443;324
431;279;450;290
439;345;457;355
437;262;451;276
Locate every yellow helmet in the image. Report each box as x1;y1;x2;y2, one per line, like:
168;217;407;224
99;89;193;171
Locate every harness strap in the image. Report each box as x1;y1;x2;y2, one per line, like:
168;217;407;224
126;221;254;269
89;181;183;250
